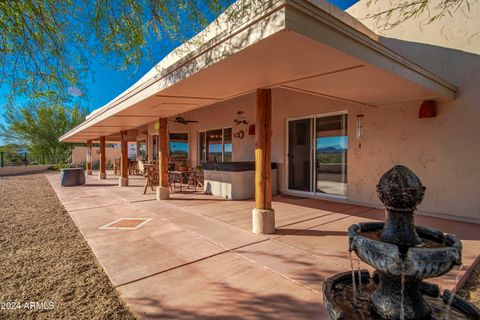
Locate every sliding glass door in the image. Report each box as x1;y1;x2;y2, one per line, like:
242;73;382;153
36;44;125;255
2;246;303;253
315;114;348;196
287;113;348;196
288;118;312;191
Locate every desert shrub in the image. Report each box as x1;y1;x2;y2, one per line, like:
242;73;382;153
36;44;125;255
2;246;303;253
49;163;71;171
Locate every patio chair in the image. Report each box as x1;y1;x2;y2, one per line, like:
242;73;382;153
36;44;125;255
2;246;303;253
143;165;159;194
186;167;204;192
128;160;139;175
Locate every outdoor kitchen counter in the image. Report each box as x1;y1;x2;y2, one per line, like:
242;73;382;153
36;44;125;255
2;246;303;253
202;162;278;200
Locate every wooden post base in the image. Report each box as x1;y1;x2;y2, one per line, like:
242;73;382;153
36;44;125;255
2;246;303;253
87;169;93;175
156;186;170;200
252;208;275;234
99;172;107;180
119;177;129;187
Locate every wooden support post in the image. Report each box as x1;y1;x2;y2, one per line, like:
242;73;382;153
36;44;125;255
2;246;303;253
157;118;170;200
99;136;106;179
136;140;140;160
252;88;275;234
86;140;93;175
119;130;129;186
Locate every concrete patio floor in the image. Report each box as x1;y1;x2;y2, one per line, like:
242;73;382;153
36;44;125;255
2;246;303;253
48;171;480;319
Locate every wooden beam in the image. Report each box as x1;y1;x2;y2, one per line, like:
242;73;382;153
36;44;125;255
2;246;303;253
158;118;169;188
136;140;140;160
255;88;272;210
99;136;106;179
86;140;93;175
120;130;129;185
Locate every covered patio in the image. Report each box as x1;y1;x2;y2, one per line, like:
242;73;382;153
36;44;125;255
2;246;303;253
59;0;462;235
47;171;479;319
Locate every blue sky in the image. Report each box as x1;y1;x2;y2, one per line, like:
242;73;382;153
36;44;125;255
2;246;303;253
0;0;358;145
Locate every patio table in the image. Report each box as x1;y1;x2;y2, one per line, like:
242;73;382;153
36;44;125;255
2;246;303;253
169;170;192;192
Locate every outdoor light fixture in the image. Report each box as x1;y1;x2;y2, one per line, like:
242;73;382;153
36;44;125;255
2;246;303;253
356;114;364;148
418;100;436;118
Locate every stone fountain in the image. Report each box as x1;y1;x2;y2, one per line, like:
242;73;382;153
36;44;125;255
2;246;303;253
323;165;480;320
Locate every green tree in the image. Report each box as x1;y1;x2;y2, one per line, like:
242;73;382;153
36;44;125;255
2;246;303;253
0;0;233;103
2;0;475;104
0;102;87;163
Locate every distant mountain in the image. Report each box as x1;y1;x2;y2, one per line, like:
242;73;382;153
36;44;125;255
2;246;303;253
317;146;346;153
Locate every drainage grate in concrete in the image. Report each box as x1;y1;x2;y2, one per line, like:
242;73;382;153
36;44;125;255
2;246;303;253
99;218;151;230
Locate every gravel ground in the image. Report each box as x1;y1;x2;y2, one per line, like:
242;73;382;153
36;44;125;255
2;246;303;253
458;258;480;308
0;173;135;319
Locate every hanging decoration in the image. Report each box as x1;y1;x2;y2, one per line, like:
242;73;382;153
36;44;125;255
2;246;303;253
234;110;248;139
356;114;364;149
233;110;248;126
234;130;245;139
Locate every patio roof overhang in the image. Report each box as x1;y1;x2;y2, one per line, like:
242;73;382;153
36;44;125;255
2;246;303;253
60;0;456;143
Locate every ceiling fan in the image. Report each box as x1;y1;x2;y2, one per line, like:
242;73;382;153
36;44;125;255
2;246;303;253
170;115;199;125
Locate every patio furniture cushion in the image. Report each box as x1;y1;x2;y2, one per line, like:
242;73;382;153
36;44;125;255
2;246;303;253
60;168;86;187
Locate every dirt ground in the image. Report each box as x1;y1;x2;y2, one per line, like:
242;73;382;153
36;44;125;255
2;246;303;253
0;173;135;319
458;258;480;308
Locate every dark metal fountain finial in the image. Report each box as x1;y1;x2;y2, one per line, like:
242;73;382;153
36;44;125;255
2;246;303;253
376;165;425;247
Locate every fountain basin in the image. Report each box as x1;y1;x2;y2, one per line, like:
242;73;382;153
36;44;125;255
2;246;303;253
323;270;480;320
348;222;462;279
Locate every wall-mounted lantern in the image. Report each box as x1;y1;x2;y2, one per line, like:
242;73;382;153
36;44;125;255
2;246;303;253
419;100;436;119
356;114;364;149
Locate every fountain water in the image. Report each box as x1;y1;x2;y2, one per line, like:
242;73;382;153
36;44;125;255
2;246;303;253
323;165;480;320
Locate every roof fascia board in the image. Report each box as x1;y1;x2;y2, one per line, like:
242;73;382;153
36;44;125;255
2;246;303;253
285;0;456;99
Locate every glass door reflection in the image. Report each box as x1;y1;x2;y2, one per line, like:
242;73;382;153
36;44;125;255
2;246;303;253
288;118;312;192
315;114;348;196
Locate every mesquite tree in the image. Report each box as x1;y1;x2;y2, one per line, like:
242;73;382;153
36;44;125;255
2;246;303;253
0;102;87;163
0;0;234;103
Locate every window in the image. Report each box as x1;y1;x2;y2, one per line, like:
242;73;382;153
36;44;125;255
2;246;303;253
198;127;232;163
152;136;158;161
315;114;348;196
287;112;348;196
169;133;188;163
207;129;223;163
135;139;147;160
223;128;232;162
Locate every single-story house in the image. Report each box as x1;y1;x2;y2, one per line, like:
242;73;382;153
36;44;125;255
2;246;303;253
60;0;480;232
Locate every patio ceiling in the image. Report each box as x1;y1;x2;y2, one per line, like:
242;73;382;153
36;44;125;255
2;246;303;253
60;0;456;143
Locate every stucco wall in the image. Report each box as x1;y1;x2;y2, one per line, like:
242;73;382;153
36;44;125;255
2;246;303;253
147;93;257;167
273;89;480;223
347;0;480;56
71;146;121;165
343;0;480;222
140;4;480;223
0;165;52;176
142;79;479;223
